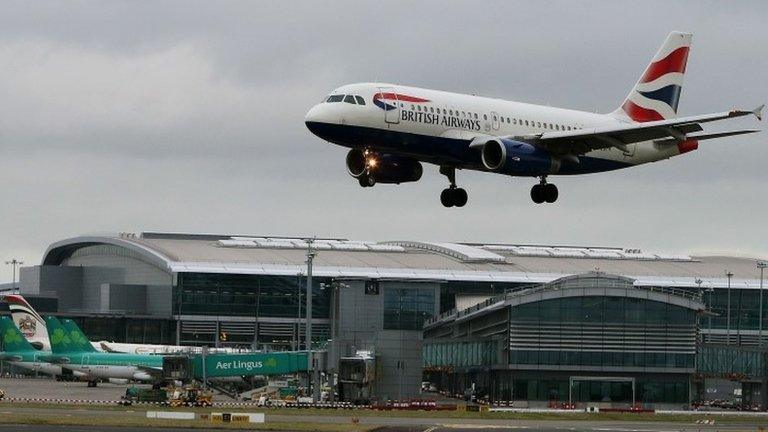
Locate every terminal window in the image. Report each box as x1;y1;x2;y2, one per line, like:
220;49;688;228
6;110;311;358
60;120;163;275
383;287;435;330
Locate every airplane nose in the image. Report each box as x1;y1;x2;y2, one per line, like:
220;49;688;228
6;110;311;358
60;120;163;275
305;103;336;139
304;104;324;124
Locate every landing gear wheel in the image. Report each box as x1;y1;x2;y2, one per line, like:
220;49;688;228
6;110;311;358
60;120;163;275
530;184;545;204
453;188;468;207
440;188;454;207
543;183;558;203
87;380;98;388
440;187;468;207
439;166;468;208
358;174;375;188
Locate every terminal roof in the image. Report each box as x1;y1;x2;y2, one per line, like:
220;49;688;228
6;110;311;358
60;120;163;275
42;232;766;289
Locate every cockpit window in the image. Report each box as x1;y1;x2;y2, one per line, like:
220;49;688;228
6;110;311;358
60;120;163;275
343;95;356;104
355;95;365;105
327;94;344;103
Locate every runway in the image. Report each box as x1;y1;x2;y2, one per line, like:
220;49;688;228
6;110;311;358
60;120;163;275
0;424;758;432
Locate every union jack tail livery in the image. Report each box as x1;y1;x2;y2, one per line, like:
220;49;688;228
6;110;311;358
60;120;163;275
613;31;692;122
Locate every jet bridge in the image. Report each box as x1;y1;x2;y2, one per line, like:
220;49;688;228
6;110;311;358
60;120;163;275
163;350;316;381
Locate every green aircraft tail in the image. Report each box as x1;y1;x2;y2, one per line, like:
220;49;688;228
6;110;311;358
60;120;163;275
45;316;98;354
0;316;36;353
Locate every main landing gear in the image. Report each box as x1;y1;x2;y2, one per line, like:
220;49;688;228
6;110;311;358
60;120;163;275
530;177;558;204
358;173;375;187
439;166;468;208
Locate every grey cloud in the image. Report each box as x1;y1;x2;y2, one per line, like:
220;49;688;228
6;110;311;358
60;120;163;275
0;1;766;281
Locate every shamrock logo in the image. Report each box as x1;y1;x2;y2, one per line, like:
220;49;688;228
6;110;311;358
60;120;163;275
264;357;277;368
4;328;22;346
69;330;88;347
50;328;71;346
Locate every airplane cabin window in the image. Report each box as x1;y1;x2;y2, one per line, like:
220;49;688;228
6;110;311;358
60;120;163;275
525;120;529;126
474;113;478;119
344;95;356;104
355;95;365;105
483;114;488;120
327;95;344;103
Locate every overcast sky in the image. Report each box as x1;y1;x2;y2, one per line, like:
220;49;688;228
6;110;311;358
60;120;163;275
0;1;766;282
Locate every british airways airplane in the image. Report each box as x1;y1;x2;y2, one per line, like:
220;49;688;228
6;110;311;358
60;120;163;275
305;32;762;207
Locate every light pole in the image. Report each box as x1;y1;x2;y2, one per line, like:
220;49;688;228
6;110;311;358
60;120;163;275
5;259;23;293
304;238;320;402
706;284;714;341
726;271;734;346
758;261;766;348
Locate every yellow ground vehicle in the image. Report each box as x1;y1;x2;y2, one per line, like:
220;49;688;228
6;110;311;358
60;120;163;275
169;386;213;407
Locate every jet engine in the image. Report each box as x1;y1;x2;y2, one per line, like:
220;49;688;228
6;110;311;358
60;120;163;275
480;138;560;176
346;149;423;185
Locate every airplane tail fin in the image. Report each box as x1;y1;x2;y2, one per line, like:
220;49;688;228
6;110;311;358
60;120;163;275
45;316;97;354
0;316;36;353
61;319;98;353
612;31;692;122
4;294;50;350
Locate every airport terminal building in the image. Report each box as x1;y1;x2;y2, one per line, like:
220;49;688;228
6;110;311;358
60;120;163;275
11;232;768;405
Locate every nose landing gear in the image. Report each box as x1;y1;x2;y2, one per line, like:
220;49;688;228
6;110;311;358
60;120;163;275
531;177;558;204
439;166;468;208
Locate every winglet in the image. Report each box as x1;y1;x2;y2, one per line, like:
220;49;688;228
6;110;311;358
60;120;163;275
753;104;764;121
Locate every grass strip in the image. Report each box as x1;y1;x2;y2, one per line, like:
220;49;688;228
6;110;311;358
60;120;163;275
0;402;764;424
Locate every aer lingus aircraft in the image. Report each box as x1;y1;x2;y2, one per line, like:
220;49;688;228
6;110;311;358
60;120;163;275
4;294;194;355
44;316;164;385
0;316;70;377
305;31;762;207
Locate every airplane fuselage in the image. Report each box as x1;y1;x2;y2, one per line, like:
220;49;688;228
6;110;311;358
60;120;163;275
305;83;685;176
59;353;163;381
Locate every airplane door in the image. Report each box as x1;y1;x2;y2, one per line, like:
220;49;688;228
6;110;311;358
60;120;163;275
491;111;500;131
378;87;400;124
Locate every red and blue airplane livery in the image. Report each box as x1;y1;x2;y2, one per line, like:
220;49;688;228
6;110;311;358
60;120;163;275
305;32;762;207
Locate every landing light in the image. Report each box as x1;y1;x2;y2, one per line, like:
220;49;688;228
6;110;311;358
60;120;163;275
366;158;378;168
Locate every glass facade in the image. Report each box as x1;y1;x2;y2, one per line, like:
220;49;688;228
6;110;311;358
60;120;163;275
509;296;697;369
705;288;768;331
383;287;436;330
174;273;331;319
69;316;177;345
507;377;688;404
424;339;503;367
429;370;691;405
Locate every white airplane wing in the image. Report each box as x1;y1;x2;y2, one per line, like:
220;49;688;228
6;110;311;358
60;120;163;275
508;105;763;155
